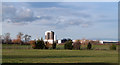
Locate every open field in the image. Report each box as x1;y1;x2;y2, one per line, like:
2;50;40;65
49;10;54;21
2;44;118;63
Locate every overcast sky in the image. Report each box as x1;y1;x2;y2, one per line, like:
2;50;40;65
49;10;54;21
2;2;118;41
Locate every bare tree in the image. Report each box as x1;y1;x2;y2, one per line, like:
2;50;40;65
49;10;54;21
3;33;11;44
17;32;23;39
17;32;23;45
0;35;3;44
23;34;31;43
0;35;3;39
23;34;28;42
27;35;31;42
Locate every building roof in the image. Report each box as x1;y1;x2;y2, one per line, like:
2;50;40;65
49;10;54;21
45;31;54;33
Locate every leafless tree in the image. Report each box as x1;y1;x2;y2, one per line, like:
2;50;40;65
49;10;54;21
23;34;31;42
0;35;3;44
3;33;11;44
17;32;23;39
17;32;23;45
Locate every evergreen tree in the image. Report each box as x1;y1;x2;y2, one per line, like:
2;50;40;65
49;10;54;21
35;38;45;49
64;40;73;50
52;42;56;49
87;42;92;50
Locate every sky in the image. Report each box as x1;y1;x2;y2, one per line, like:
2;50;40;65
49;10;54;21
1;2;118;41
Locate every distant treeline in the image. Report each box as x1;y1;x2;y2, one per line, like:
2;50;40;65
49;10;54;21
1;32;119;50
0;32;31;45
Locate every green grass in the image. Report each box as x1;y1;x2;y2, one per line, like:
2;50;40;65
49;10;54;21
2;44;32;49
56;44;115;50
2;44;116;50
2;44;118;63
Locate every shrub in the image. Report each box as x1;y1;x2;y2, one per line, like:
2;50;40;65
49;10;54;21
64;40;73;50
30;38;45;49
36;39;45;49
44;42;49;49
72;41;81;50
44;42;51;49
29;40;36;49
87;42;92;50
110;44;116;50
52;42;56;49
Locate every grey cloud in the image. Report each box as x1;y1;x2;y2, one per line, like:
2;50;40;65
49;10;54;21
2;4;38;23
16;8;33;20
2;4;57;24
32;15;92;29
2;3;97;29
71;12;91;18
2;5;16;19
38;15;53;20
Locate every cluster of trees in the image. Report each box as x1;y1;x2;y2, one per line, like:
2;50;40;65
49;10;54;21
29;38;92;50
29;38;56;49
64;40;117;50
64;40;92;50
0;32;31;45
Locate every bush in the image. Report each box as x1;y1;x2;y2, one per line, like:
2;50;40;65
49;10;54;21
30;38;45;49
29;40;36;49
87;42;92;50
52;42;56;49
64;40;73;50
72;41;81;50
110;44;116;50
44;42;52;49
36;39;45;49
44;42;49;49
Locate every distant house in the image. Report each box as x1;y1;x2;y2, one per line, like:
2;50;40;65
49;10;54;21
99;40;118;44
103;41;118;44
57;38;72;44
58;40;62;44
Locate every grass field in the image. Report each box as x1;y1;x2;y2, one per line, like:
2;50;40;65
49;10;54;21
2;44;117;50
2;44;118;63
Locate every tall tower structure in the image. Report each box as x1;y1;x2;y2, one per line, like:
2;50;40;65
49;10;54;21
44;31;55;44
